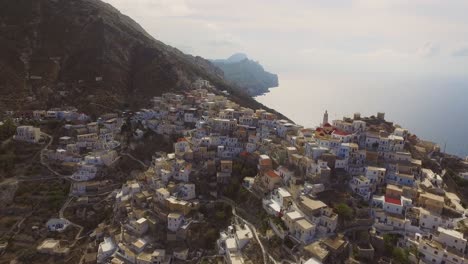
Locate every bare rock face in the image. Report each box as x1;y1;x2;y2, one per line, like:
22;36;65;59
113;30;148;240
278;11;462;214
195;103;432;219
212;53;279;96
0;0;275;115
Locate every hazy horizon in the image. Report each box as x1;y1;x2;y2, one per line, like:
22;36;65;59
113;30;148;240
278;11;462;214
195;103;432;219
105;0;468;156
255;73;468;157
105;0;468;78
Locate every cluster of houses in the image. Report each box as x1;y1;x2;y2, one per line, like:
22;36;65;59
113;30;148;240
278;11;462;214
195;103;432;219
14;79;467;263
102;81;468;263
41;113;123;184
8;108;122;187
5;108;89;144
100;84;344;263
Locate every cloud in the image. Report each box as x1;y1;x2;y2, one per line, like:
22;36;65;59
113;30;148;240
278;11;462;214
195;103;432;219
298;48;319;55
206;33;242;47
417;42;439;58
451;44;468;57
105;0;193;17
200;21;242;48
361;48;410;59
104;0;468;75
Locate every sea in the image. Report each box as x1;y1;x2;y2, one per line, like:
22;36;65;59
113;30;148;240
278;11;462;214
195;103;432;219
255;72;468;157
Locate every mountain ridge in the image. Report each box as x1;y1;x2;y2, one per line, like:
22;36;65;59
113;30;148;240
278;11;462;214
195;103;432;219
211;53;279;96
0;0;286;119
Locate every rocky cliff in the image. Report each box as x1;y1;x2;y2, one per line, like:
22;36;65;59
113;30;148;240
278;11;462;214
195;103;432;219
211;53;279;96
0;0;282;116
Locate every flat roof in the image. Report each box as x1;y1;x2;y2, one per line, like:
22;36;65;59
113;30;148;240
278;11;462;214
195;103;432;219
420;192;444;202
285;211;303;220
300;196;327;211
304;241;329;261
445;192;461;202
296;219;314;230
438;227;465;240
226;238;237;250
386;184;402;192
157;188;170;195
385;196;401;206
137;252;152;261
152;249;165;257
40;239;59;249
132;238;147;249
323;236;347;251
136;218;147;224
168;213;182;219
367;166;386;171
277;188;292;198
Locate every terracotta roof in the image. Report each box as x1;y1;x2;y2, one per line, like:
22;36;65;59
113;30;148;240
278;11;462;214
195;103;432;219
333;129;350;136
260;158;272;166
266;170;280;179
240;151;249;157
385;196;401;206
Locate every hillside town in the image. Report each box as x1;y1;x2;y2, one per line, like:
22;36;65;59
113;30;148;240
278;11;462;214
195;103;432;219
1;79;468;264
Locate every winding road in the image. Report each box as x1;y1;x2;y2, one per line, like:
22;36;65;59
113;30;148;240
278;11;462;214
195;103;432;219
220;196;278;264
39;133;85;247
121;152;148;169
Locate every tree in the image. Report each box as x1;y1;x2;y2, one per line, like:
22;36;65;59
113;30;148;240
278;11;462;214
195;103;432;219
0;152;16;176
203;227;218;248
383;234;399;251
335;203;353;221
0;118;16;141
392;247;409;264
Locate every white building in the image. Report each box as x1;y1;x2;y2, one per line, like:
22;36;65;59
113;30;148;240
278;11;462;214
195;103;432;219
46;218;70;232
436;227;467;254
349;176;372;200
133;218;149;235
97;237;117;263
365;166;386;186
71;164;98;181
176;183;196;200
167;213;184;232
417;237;465;264
155;188;170;204
14;126;41;143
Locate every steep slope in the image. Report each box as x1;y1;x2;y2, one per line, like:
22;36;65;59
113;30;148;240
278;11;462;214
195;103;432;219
212;54;279;96
212;53;248;64
0;0;282;117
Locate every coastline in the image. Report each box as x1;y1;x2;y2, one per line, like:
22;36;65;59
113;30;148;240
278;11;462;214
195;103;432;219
253;75;468;158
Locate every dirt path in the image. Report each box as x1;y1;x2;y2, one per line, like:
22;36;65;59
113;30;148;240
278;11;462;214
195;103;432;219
220;196;278;264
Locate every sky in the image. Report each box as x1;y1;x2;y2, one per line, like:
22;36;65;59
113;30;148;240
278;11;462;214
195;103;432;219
104;0;468;76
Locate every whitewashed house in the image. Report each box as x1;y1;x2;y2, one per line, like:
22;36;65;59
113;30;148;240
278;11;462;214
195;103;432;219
14;126;41;143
